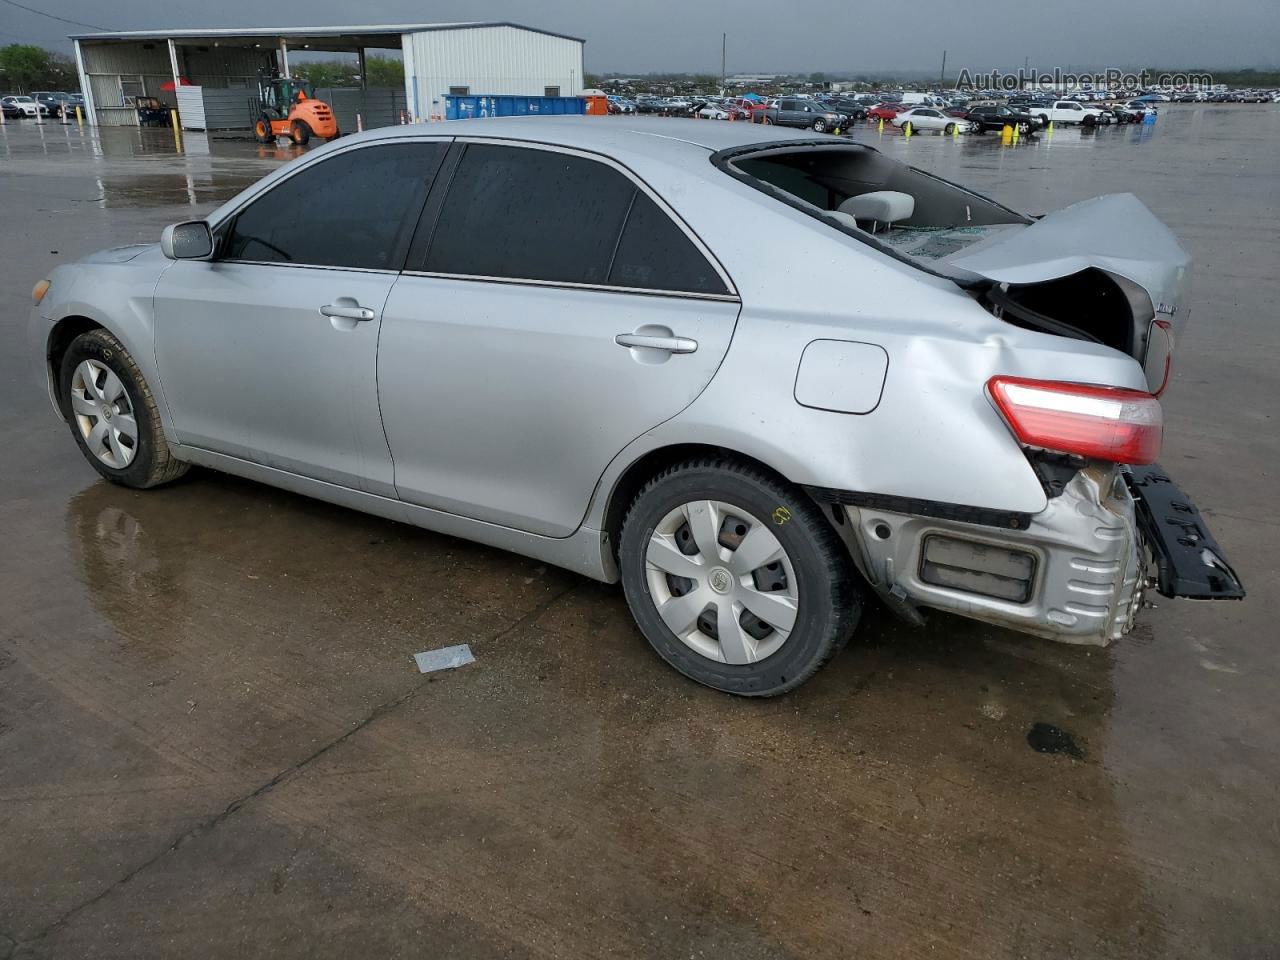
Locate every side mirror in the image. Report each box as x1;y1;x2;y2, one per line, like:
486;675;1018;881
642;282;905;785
160;220;214;260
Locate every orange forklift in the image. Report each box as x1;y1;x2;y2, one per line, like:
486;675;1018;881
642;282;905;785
252;74;339;145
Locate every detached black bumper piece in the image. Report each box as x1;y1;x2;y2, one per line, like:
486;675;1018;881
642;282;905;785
1127;464;1245;600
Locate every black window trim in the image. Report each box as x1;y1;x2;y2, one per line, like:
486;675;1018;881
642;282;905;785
401;136;739;301
209;136;453;273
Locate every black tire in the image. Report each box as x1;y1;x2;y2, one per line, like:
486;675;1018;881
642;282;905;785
1018;121;1031;134
1083;114;1097;127
59;329;189;489
812;118;827;132
944;122;956;134
618;457;861;697
290;119;311;145
1038;113;1050;125
253;115;274;143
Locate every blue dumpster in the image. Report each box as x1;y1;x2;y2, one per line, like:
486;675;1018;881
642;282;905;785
444;94;587;121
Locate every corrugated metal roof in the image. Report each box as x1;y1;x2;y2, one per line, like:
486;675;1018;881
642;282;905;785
70;21;584;44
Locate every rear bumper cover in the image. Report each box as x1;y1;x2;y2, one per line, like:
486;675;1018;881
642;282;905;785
834;463;1242;645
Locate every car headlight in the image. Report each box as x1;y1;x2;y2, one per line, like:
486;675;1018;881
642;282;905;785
32;278;51;305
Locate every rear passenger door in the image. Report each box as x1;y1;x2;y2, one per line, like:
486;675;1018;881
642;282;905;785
378;141;741;537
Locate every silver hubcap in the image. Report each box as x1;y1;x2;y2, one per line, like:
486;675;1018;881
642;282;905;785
70;359;137;468
645;500;799;665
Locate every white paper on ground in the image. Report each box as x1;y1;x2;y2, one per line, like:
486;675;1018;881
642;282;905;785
413;644;475;674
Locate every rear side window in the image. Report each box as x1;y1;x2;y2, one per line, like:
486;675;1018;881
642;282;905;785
425;144;728;295
225;142;447;269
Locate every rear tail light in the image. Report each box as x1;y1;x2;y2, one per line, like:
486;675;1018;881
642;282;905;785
987;376;1163;464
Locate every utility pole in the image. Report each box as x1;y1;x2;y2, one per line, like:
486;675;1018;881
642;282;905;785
939;49;947;90
721;33;727;94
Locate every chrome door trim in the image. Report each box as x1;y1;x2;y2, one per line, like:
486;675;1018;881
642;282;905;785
399;270;740;303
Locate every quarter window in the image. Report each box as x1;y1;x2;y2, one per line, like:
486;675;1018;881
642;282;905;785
224;142;447;270
609;192;728;294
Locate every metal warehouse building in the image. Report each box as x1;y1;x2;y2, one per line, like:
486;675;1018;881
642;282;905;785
70;22;585;130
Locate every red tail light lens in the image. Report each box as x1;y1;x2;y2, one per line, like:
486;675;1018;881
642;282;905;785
987;376;1163;464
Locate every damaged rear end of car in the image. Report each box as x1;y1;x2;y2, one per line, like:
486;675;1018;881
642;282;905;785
711;138;1244;647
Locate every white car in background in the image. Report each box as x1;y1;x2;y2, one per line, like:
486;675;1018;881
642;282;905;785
891;107;974;134
1;95;48;118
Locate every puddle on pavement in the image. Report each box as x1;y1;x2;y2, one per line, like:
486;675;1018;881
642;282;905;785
1027;721;1084;758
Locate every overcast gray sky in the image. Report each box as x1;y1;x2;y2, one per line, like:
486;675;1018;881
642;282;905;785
4;0;1278;73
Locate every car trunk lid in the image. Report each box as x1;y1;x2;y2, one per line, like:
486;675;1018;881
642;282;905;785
947;193;1190;393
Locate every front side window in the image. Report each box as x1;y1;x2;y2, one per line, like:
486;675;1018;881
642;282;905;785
423;144;728;296
224;142;447;270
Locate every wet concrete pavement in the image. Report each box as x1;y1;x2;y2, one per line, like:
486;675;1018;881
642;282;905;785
1;108;1277;958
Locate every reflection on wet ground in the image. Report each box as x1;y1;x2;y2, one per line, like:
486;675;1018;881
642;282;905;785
1;107;1277;958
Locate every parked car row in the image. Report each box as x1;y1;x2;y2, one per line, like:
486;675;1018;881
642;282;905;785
1;91;83;119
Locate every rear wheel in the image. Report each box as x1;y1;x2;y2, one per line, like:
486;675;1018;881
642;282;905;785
59;329;189;489
253;115;274;143
619;458;861;697
1038;113;1050;125
290;119;312;145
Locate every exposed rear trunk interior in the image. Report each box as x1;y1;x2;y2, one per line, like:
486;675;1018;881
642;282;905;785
987;268;1152;358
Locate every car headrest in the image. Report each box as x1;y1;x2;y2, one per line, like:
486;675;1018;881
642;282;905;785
838;190;915;225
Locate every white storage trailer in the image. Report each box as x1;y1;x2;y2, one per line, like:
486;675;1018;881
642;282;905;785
69;22;585;130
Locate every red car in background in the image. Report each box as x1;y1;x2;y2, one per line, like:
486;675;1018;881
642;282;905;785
725;97;771;121
867;102;901;121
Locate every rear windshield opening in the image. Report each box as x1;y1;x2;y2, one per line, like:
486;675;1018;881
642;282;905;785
719;144;1030;274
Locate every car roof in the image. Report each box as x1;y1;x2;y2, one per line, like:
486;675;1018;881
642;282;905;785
355;116;824;158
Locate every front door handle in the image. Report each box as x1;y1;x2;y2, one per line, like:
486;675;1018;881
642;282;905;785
319;303;375;321
614;333;698;354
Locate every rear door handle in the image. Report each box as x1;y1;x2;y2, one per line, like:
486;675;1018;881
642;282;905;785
319;303;375;321
614;333;698;354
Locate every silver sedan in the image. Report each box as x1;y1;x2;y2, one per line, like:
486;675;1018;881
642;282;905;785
28;118;1242;696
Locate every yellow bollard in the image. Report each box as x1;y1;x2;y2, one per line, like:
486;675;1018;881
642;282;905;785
1012;124;1019;143
1001;124;1013;143
170;109;182;152
952;122;959;138
75;105;84;127
903;121;912;138
1047;120;1054;136
878;117;884;134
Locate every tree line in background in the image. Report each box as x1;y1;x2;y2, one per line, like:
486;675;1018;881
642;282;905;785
0;44;79;94
291;57;405;88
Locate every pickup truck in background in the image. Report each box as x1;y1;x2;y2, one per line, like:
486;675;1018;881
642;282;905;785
760;97;847;132
1034;100;1110;126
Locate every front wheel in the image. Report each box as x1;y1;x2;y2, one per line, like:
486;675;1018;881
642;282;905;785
944;122;956;134
59;329;189;489
812;118;827;132
619;458;861;697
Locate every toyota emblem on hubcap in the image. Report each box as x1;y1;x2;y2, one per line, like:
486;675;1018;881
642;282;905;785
709;567;733;594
